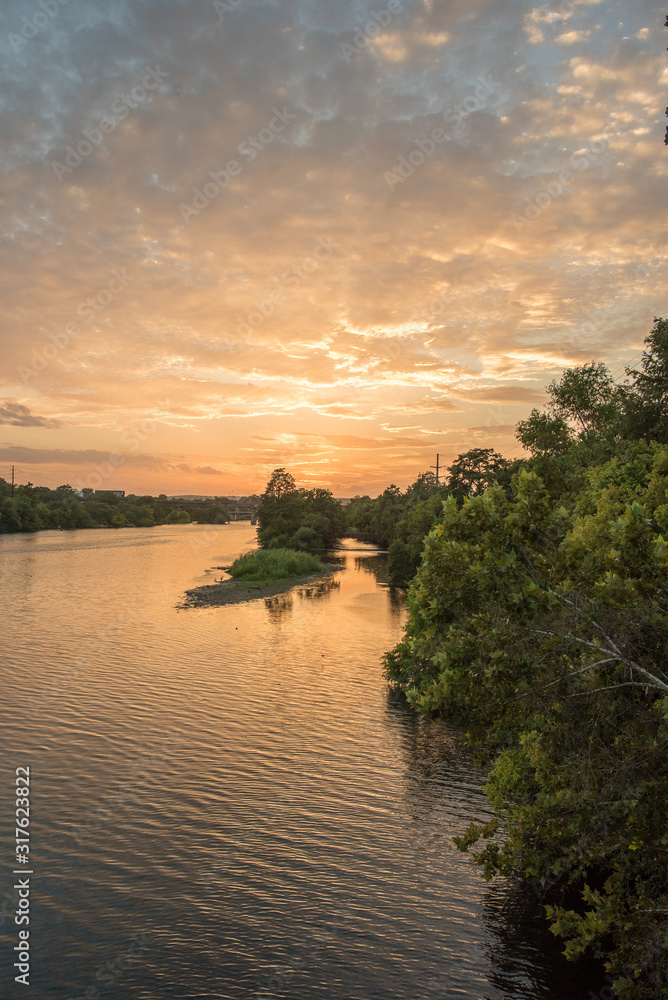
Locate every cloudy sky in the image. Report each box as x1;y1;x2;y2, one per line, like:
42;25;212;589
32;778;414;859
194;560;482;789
1;0;666;496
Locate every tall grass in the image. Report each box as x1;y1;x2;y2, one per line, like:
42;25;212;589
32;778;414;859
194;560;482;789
228;548;325;582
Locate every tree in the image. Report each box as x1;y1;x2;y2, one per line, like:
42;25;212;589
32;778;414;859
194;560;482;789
516;409;573;458
404;471;439;503
445;448;511;500
124;504;155;527
0;496;41;532
166;509;190;524
110;508;126;528
257;470;345;550
622;317;668;444
197;504;230;524
257;469;302;546
384;468;668;999
262;468;297;506
547;361;620;435
387;490;447;586
370;485;404;548
257;469;300;538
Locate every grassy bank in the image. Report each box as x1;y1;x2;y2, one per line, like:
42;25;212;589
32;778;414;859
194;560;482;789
228;548;325;583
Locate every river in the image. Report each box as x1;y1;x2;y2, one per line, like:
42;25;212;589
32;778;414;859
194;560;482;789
0;524;605;999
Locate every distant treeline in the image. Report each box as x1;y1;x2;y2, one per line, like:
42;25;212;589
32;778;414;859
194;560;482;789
0;485;257;534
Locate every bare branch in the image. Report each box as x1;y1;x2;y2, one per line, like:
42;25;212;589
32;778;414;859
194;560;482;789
531;629;668;693
567;683;651;697
533;629;611;654
507;658;621;702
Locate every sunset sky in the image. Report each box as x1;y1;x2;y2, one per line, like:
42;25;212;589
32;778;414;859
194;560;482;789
1;0;667;496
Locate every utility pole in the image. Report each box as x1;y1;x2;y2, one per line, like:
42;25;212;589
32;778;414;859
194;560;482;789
430;454;441;486
11;465;15;497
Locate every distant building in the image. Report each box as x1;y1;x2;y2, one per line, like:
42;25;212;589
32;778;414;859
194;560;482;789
93;490;125;498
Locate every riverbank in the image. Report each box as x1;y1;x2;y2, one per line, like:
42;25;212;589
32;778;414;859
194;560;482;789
179;566;340;607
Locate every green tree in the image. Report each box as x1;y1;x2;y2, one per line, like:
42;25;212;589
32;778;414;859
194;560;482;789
384;468;668;999
387;490;447;586
0;496;41;532
197;503;231;524
445;448;512;501
547;361;621;436
95;491;122;504
123;504;155;527
257;470;344;550
257;468;302;544
166;509;190;524
516;409;573;458
622;317;668;444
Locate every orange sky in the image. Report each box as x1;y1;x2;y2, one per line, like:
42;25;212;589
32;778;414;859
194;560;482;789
1;0;667;496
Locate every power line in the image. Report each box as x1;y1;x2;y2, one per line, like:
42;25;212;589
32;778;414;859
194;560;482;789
608;349;647;382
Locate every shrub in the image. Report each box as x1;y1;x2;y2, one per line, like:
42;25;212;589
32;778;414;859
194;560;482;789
228;548;325;582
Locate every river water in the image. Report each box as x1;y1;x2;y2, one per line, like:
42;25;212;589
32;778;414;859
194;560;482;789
0;525;605;1000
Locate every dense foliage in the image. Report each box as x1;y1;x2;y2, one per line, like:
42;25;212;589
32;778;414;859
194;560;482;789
228;548;325;582
346;455;522;586
0;482;239;533
257;468;346;550
384;319;668;998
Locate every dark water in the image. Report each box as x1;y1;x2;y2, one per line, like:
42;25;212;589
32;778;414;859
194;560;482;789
0;525;605;999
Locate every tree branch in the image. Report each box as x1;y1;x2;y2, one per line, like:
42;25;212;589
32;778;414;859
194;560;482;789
507;658;621;702
531;629;668;693
567;683;651;697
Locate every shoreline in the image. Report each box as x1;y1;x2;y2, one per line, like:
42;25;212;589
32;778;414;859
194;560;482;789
178;566;341;608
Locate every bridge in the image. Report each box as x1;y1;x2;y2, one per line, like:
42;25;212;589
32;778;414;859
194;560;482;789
152;499;259;524
226;506;258;523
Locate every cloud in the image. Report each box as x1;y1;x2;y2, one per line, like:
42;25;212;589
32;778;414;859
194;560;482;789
196;465;224;475
0;401;62;428
0;446;164;467
0;0;664;492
